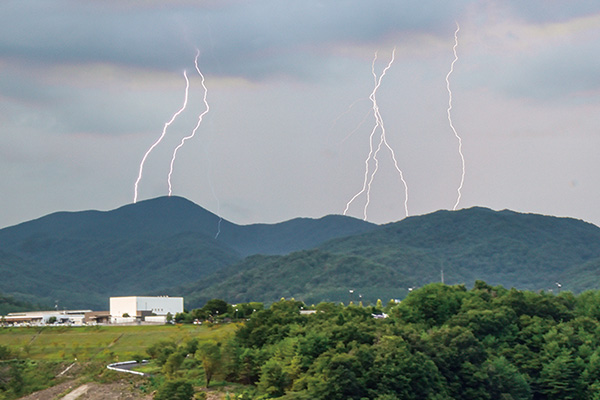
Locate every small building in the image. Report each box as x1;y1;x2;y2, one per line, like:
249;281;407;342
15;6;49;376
3;310;91;325
109;296;183;323
83;311;111;325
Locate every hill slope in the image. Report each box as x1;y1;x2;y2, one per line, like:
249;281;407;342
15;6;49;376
4;199;600;310
179;207;600;306
0;196;377;309
181;249;410;307
319;207;600;291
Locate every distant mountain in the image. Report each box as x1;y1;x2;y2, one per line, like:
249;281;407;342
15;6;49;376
217;214;380;257
319;207;600;291
3;198;600;311
179;207;600;307
0;196;377;310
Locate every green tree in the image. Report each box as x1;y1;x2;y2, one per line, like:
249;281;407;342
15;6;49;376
370;336;449;400
423;325;489;400
394;283;467;327
163;351;185;376
485;356;531;400
147;340;177;366
154;379;194;400
196;340;222;387
202;299;229;317
236;347;264;385
257;359;290;398
305;351;369;400
0;345;13;360
538;350;584;400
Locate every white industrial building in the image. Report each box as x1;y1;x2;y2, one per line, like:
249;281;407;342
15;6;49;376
109;296;183;323
3;310;91;326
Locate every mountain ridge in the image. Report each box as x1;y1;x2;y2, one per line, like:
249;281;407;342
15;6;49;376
2;197;600;310
0;196;379;309
179;206;600;307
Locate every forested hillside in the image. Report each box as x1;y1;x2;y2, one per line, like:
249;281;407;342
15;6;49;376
0;292;44;315
152;283;600;400
319;207;600;290
180;207;600;307
3;197;600;311
0;196;376;309
181;249;412;307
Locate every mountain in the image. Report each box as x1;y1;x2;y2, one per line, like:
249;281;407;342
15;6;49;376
216;214;380;256
3;198;600;311
178;207;600;307
0;196;377;310
319;207;600;291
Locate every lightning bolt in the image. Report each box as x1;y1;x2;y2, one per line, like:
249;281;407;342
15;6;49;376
167;50;210;196
344;48;409;220
446;22;465;210
133;70;190;203
330;98;370;142
206;157;222;239
341;107;372;143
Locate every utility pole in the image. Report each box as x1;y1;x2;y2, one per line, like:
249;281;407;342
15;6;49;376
441;262;445;284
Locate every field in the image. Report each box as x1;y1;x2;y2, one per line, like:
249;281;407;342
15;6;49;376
0;323;238;362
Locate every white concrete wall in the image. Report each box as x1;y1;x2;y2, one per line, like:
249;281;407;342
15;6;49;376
111;316;137;324
135;296;183;316
144;315;167;323
110;296;183;318
110;297;138;318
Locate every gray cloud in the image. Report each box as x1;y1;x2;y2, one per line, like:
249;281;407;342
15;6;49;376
2;0;600;229
503;0;600;23
0;0;469;80
505;46;600;100
4;0;599;87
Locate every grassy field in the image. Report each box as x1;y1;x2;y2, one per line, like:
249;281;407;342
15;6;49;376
0;323;239;362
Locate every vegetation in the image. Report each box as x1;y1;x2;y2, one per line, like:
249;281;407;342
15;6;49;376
154;378;195;400
319;207;600;291
0;358;68;400
0;322;236;400
0;292;45;315
181;250;409;307
178;207;600;307
0;196;375;309
0;324;236;362
6;197;600;399
150;284;600;399
6;287;600;399
3;199;600;309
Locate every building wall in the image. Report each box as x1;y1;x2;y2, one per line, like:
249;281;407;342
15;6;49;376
135;296;183;316
110;297;138;318
145;315;167;324
110;296;183;318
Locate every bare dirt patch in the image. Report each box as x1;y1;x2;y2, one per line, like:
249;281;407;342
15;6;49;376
18;380;153;400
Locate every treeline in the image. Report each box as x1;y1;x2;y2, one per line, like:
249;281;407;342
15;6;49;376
174;299;265;323
150;282;600;399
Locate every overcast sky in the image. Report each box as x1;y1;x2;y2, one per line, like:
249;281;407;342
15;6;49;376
1;1;600;228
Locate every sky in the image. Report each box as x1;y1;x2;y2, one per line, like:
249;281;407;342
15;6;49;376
1;0;600;228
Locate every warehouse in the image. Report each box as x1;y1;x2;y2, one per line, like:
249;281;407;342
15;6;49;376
109;296;183;323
